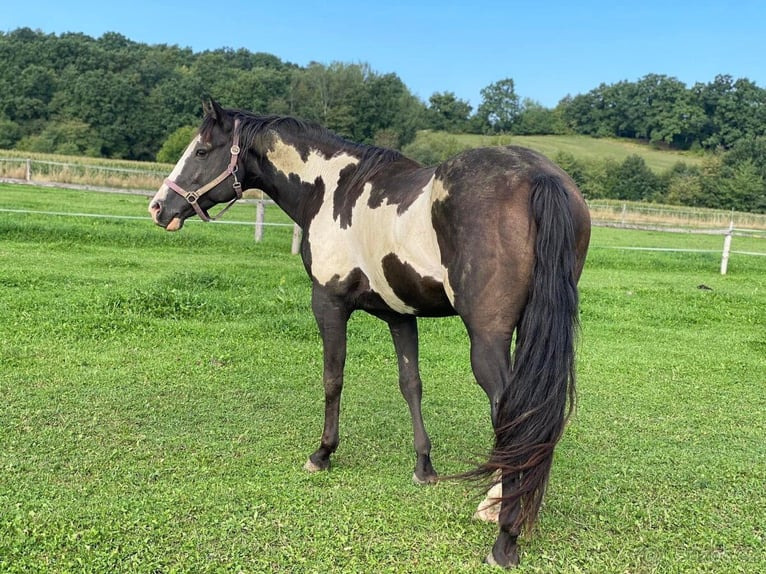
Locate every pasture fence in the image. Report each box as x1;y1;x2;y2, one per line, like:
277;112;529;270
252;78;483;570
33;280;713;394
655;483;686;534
587;200;766;235
0;156;166;191
2;161;765;271
0;158;303;253
587;201;766;274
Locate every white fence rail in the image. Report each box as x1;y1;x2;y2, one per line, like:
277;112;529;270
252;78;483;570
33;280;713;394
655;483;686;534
588;202;766;274
2;164;765;269
587;200;766;236
0;156;168;184
0;159;304;253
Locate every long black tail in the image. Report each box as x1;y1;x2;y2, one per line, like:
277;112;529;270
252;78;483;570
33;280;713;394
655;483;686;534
479;172;580;533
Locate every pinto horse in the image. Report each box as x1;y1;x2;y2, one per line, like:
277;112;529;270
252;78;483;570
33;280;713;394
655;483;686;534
149;100;590;568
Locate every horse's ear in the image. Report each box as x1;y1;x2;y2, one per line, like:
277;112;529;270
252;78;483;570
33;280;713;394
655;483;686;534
202;98;225;123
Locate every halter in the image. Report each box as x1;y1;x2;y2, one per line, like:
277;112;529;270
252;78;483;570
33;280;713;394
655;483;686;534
163;119;244;222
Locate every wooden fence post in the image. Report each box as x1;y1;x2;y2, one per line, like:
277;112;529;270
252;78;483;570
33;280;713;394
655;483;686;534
255;200;265;242
720;220;734;275
26;159;32;182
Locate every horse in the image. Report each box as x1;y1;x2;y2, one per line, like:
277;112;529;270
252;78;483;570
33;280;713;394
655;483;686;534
149;100;590;568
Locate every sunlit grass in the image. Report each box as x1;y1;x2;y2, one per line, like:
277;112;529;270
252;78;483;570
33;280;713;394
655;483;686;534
0;185;764;572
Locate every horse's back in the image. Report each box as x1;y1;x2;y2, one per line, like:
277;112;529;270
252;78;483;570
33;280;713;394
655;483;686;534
432;145;588;256
305;144;589;320
431;145;590;325
434;145;580;204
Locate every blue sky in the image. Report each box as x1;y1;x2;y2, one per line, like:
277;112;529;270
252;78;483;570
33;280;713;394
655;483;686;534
2;0;764;109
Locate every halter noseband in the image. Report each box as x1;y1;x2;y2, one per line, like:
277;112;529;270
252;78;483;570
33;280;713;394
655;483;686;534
163;119;244;222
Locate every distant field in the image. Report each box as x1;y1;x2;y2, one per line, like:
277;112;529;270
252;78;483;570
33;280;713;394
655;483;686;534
2;130;703;191
0;150;171;191
0;148;172;173
409;131;704;172
1;184;764;572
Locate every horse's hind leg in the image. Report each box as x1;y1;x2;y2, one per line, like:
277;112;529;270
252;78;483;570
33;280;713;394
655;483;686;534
460;301;527;565
486;474;522;568
467;330;513;426
467;329;522;568
304;287;350;472
387;315;437;484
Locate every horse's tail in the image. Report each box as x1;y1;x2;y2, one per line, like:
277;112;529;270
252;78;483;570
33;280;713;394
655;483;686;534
480;172;580;533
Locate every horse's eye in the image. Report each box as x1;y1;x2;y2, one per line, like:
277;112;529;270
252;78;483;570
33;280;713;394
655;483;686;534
195;148;207;158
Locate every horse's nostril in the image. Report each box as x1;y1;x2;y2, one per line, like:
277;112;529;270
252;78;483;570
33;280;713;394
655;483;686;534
149;200;161;213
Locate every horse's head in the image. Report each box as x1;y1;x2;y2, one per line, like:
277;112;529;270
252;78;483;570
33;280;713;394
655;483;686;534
149;100;245;231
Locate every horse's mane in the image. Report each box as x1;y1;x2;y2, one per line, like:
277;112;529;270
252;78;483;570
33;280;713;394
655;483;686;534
200;108;418;192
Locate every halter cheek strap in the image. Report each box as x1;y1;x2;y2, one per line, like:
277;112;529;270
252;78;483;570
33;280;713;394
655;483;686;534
163;119;244;222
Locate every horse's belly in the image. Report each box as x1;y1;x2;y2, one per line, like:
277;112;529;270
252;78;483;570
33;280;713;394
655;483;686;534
364;243;451;315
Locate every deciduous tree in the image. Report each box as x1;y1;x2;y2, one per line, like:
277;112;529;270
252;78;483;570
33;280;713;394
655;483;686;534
425;91;472;133
476;78;520;133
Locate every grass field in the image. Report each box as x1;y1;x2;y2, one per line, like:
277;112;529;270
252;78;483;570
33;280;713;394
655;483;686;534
1;184;764;572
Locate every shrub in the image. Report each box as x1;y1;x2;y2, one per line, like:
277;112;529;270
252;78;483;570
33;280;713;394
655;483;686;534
401;132;472;166
156;126;198;163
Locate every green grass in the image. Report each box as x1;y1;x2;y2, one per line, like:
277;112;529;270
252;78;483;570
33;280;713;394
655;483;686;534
1;184;764;572
412;132;704;172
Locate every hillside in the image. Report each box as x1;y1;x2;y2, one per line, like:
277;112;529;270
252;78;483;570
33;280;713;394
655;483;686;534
407;131;704;173
0;132;706;189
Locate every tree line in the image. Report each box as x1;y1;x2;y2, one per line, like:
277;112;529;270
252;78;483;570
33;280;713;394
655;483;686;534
1;28;764;212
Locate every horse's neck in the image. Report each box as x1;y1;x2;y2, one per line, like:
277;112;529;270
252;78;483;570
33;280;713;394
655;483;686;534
260;135;360;226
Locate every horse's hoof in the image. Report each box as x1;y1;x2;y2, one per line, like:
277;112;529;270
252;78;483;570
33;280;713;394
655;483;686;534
303;458;324;472
412;472;438;485
485;549;520;569
486;529;521;569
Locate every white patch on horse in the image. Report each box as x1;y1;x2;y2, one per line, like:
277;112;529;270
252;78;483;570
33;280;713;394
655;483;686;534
268;137;358;186
442;270;456;306
432;177;450;202
308;176;444;314
150;134;201;208
429;176;457;306
474;479;502;523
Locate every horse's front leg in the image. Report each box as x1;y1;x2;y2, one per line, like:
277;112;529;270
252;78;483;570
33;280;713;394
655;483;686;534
304;287;349;473
387;315;437;484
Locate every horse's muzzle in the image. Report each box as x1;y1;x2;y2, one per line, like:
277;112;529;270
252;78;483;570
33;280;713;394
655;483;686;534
148;199;184;231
